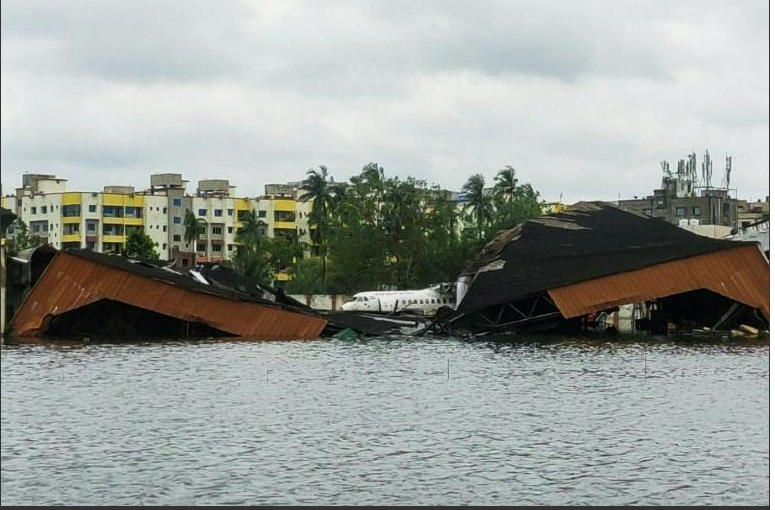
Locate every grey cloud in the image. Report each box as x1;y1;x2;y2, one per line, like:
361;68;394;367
1;0;252;82
0;0;768;204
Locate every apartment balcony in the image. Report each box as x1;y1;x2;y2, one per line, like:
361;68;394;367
62;233;82;243
273;199;296;212
103;235;125;244
274;221;297;231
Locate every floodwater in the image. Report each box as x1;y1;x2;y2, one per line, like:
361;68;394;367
1;336;769;505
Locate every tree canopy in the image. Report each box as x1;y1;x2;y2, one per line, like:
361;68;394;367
234;164;543;294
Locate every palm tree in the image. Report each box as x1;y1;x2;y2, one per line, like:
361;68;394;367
462;173;494;241
232;210;270;281
494;165;518;203
299;165;337;284
235;210;265;249
183;210;208;266
359;162;385;227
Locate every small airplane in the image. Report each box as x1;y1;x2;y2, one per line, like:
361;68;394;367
340;283;456;315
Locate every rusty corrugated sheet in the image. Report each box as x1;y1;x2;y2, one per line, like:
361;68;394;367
10;252;327;339
548;244;769;320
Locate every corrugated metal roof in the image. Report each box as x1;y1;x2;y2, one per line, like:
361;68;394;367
10;251;327;339
548;244;769;320
458;202;751;314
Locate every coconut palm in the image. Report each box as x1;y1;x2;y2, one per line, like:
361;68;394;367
234;210;265;249
231;210;271;282
359;162;385;227
183;210;208;265
299;165;337;284
462;173;494;240
494;165;518;203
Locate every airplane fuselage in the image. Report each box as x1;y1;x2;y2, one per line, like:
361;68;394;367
340;287;455;315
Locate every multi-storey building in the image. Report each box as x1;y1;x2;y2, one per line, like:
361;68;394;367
736;197;769;228
617;154;739;227
0;174;322;277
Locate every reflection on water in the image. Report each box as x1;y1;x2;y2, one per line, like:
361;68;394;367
1;336;769;505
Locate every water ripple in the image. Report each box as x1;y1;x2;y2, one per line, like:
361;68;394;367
1;336;769;505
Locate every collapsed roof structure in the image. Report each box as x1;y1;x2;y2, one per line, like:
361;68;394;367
448;202;769;335
7;249;428;340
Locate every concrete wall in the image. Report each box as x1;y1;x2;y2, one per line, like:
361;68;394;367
289;294;352;311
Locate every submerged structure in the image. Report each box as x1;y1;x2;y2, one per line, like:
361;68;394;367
6;249;428;341
448;202;769;336
8;249;328;339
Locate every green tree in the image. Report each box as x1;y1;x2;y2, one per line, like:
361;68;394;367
8;219;42;253
265;235;303;276
286;256;327;294
299;165;338;285
231;210;272;284
489;182;542;236
462;173;494;241
494;165;518;203
125;229;159;259
183;210;207;265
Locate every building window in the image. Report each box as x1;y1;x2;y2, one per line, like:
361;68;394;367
228;244;233;251
87;222;96;232
197;242;206;252
62;204;81;217
212;226;222;235
173;198;182;207
227;209;233;216
102;205;123;218
198;208;207;216
124;206;142;218
228;226;233;234
258;210;267;218
274;211;296;222
163;207;167;214
86;241;96;250
214;209;223;217
173;216;181;224
41;206;47;214
212;244;222;252
88;204;97;213
163;225;167;232
675;207;686;217
656;199;665;209
163;243;167;250
692;206;701;217
31;207;36;214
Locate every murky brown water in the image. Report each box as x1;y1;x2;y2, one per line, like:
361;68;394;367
1;336;769;505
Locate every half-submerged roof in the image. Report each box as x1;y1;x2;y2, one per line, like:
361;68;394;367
458;201;759;314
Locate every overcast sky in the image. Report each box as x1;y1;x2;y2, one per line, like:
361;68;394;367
1;0;769;203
